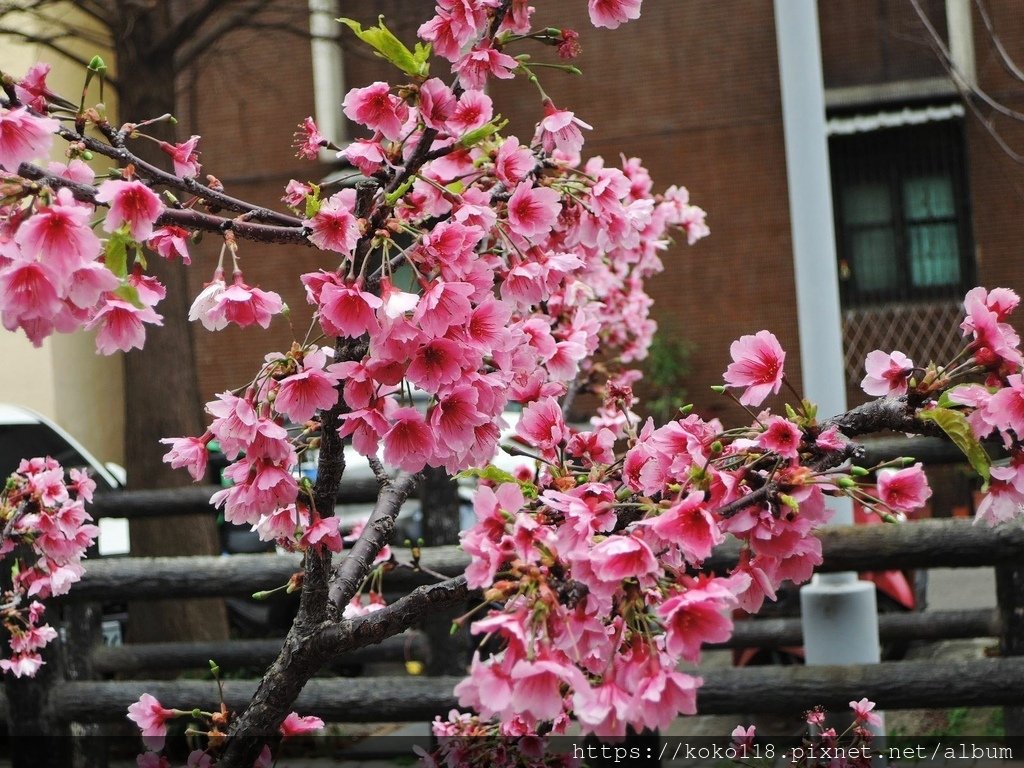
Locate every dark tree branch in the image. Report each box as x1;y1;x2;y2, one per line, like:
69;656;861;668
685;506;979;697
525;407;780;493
0;26;113;78
313;575;469;657
973;0;1024;86
175;0;278;65
327;472;421;612
711;396;945;521
151;0;224;59
16;162;310;245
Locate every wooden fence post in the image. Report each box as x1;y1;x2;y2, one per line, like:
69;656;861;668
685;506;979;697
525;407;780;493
995;564;1024;738
4;628;70;768
61;601;107;768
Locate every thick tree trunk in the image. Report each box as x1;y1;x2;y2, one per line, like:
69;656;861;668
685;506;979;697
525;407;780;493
109;3;227;644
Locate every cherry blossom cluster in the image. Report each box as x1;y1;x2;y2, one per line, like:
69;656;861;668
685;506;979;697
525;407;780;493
157;1;705;560
5;1;1024;765
443;330;918;739
859;286;1024;526
729;698;880;768
0;64;281;353
0;457;96;677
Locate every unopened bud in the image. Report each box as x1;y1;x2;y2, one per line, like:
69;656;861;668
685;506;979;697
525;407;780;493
710;385;727;394
679;404;694;415
850;466;870;477
710;440;723;454
836;476;857;489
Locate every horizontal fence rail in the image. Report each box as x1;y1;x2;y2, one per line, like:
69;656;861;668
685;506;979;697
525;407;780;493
59;518;1024;602
85;609;999;675
45;657;1024;722
88;479;380;519
90;632;428;675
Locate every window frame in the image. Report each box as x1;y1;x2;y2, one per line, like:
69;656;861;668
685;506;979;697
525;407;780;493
829;116;975;307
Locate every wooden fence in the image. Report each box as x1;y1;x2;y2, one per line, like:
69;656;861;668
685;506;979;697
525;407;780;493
4;437;1024;767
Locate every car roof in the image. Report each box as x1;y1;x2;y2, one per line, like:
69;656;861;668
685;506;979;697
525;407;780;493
0;403;121;489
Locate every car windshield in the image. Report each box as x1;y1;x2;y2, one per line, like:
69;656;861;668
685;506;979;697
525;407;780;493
0;423;116;491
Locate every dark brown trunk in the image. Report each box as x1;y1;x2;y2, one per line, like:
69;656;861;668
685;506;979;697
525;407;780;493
109;3;227;644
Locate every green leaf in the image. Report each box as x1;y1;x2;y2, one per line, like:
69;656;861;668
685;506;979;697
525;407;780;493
339;17;429;77
113;284;143;309
304;183;322;218
458;117;508;148
918;406;990;483
457;465;518;485
384;176;415;206
104;229;131;279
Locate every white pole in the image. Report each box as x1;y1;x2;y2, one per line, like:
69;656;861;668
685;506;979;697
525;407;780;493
772;0;883;721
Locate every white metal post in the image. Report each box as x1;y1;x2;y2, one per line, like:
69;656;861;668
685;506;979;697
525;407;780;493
772;0;883;724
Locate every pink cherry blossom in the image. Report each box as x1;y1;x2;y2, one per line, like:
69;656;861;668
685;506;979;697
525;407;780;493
159;435;211;482
861;349;915;397
293;116;327;159
588;0;643;29
94;179;163;242
418;78;458;133
723;330;786;406
0;653;44;678
976;466;1024;526
306;189;360;255
448;89;494;134
659;580;735;663
343;82;409;141
47;158;95;185
495;137;536;187
317;280;383;338
158;135;201;177
758;416;803;460
516;397;566;455
589;534;658;583
15;63;55;111
0;107;59;171
86;298;163;355
0;257;63;325
280;712;325;738
148;225;192;264
382;407;435;473
506;182;561;241
274;349;344;422
644;492;724;562
849;697;882;727
454;41;517;90
339;139;388;176
127;693;176;750
14;188;100;274
282;179;312;208
535;101;592;157
876;463;931;513
207;272;284;330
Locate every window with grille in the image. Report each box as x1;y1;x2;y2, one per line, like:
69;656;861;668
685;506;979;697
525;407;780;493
829;117;974;307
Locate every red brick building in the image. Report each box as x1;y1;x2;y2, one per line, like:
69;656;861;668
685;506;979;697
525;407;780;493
180;1;1024;430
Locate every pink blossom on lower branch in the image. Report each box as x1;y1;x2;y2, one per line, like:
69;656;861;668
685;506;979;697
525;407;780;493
279;712;325;738
722;330;786;406
127;693;178;751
